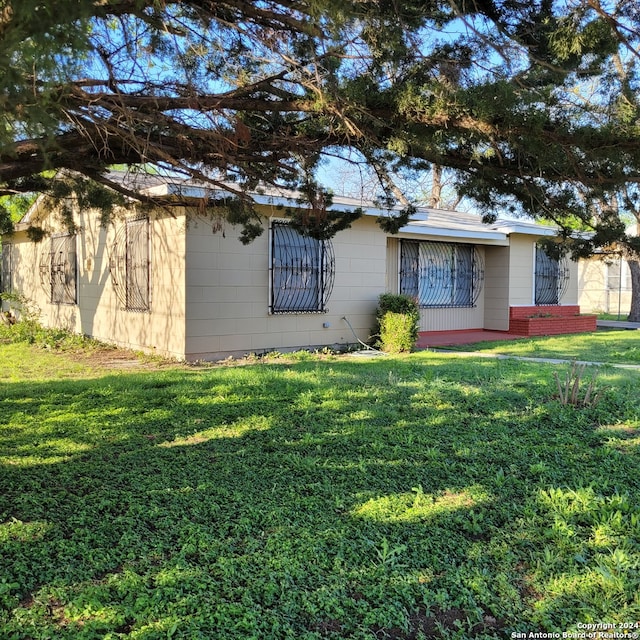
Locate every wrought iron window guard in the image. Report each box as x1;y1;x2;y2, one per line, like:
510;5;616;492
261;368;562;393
270;221;335;314
109;217;151;312
400;240;484;308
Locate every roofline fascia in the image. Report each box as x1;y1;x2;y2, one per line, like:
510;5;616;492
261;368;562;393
397;224;510;245
492;222;558;237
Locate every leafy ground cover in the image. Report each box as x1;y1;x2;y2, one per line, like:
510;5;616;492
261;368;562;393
445;328;640;365
1;339;639;639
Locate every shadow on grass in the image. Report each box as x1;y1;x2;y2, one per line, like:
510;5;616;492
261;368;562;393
0;356;639;638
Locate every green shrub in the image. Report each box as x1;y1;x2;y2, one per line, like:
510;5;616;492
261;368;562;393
376;293;419;353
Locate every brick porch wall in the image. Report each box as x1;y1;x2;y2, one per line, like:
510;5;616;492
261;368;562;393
509;305;597;336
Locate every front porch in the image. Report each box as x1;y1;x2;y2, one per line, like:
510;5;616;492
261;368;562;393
417;305;598;348
416;328;519;348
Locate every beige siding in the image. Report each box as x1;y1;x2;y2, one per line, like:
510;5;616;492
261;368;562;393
418;306;485;331
513;236;580;306
3;235;41;315
507;235;536;305
5;206;187;359
385;238;399;294
483;246;510;330
563;257;580;305
184;213;387;360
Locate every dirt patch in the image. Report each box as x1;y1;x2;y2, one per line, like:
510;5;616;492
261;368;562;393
67;346;183;371
59;344;370;371
371;606;504;639
314;619;344;635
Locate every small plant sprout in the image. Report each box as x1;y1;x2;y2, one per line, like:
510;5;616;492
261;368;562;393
373;537;407;567
388;370;401;386
553;361;604;407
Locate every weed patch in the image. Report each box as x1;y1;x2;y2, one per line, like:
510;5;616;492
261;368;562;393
0;318;107;354
553;362;604;407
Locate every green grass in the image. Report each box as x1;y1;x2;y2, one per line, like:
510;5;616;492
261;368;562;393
596;312;631;321
445;328;640;365
1;342;640;639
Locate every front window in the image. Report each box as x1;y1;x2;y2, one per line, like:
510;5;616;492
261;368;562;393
39;234;77;305
109;217;151;312
270;221;335;313
534;246;569;305
400;240;483;308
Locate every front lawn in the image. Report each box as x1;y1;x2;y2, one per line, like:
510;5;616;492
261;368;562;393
596;313;631;321
1;343;639;639
446;327;640;365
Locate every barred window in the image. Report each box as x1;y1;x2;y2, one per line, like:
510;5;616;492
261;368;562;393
1;242;12;294
109;217;151;312
400;240;483;308
270;221;335;313
534;246;569;305
39;234;77;305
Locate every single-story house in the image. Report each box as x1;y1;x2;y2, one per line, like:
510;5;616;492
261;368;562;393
1;173;595;361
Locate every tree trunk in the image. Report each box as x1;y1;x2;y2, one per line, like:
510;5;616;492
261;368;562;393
627;259;640;322
428;165;442;209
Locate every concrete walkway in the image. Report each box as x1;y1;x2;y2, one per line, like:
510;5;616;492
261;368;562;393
597;320;640;330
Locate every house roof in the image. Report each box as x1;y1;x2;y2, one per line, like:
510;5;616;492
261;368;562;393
143;174;557;244
16;170;558;245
